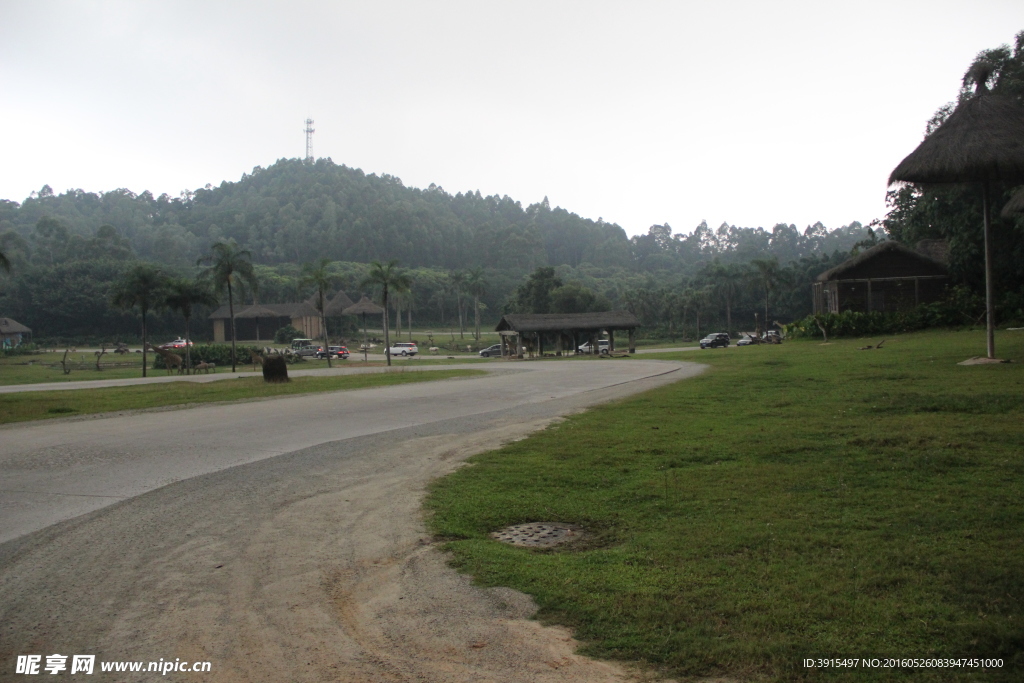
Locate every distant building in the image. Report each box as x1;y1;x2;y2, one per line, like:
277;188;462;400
208;291;357;342
0;317;31;348
209;302;321;342
812;241;949;315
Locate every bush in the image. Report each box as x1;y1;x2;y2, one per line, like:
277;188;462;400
274;325;303;344
1;342;40;357
153;343;264;369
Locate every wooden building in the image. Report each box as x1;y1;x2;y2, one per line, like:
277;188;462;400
495;311;640;358
0;317;31;349
209;302;322;342
812;241;949;315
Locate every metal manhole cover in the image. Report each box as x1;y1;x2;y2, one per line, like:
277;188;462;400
490;522;582;548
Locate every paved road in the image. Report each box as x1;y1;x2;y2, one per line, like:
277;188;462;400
0;358;706;681
0;359;699;544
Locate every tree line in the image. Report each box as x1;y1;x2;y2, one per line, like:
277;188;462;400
13;31;1024;343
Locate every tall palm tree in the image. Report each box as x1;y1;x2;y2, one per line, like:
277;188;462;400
198;239;258;373
465;267;487;342
449;270;467;339
750;257;780;332
111;263;169;378
300;258;335;368
361;260;411;367
164;277;218;374
708;261;744;335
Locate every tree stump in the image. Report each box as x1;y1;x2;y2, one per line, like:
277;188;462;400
262;355;289;383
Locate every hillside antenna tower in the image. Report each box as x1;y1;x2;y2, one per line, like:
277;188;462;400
304;118;315;162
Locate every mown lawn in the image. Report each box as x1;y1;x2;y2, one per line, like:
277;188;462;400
0;369;484;424
426;329;1024;681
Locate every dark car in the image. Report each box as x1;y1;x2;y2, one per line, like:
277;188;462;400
316;345;349;359
479;343;502;358
700;333;730;349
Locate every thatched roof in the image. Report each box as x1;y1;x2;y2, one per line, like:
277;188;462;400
324;290;355;316
343;296;384;315
816;240;947;282
889;90;1024;185
1001;186;1024;217
496;311;640;333
208;302;318;320
236;304;281;319
0;317;31;335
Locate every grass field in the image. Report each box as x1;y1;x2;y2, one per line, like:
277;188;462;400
0;350;491;386
426;329;1024;681
0;369;484;425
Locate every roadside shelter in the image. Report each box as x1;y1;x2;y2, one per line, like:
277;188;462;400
495;311;640;358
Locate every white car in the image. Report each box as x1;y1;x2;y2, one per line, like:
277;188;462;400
577;339;610;354
387;342;419;357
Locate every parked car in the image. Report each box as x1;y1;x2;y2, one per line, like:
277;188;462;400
736;334;757;346
295;343;322;357
700;333;730;349
479;343;502;358
388;342;419;356
578;339;611;354
316;345;349;359
165;338;193;349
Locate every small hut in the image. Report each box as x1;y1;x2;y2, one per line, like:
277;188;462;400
812;241;949;314
495;311;640;358
889;62;1024;358
0;317;31;349
343;296;385;354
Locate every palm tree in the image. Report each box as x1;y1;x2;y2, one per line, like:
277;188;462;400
750;257;780;332
449;270;467;339
300;258;335;368
708;261;744;335
111;263;169;378
198;239;258;373
465;267;487;342
361;260;411;367
164;277;218;374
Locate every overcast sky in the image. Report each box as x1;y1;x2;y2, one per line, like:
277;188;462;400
2;1;1022;237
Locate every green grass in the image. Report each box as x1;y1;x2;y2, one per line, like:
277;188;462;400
0;369;483;425
426;330;1024;681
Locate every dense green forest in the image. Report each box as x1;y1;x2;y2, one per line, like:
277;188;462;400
0;159;873;342
2;31;1022;344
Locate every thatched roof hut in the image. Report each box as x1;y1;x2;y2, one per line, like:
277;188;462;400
342;296;384;316
0;317;31;348
889;66;1024;359
324;290;356;316
812;241;949;315
208;302;321;342
888;92;1024;185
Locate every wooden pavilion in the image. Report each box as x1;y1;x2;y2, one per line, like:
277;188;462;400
812;241;949;315
495;311;640;358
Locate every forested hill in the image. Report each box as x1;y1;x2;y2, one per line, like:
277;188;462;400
0;157;870;273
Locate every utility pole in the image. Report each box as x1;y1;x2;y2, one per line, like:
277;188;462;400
304;118;315;162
